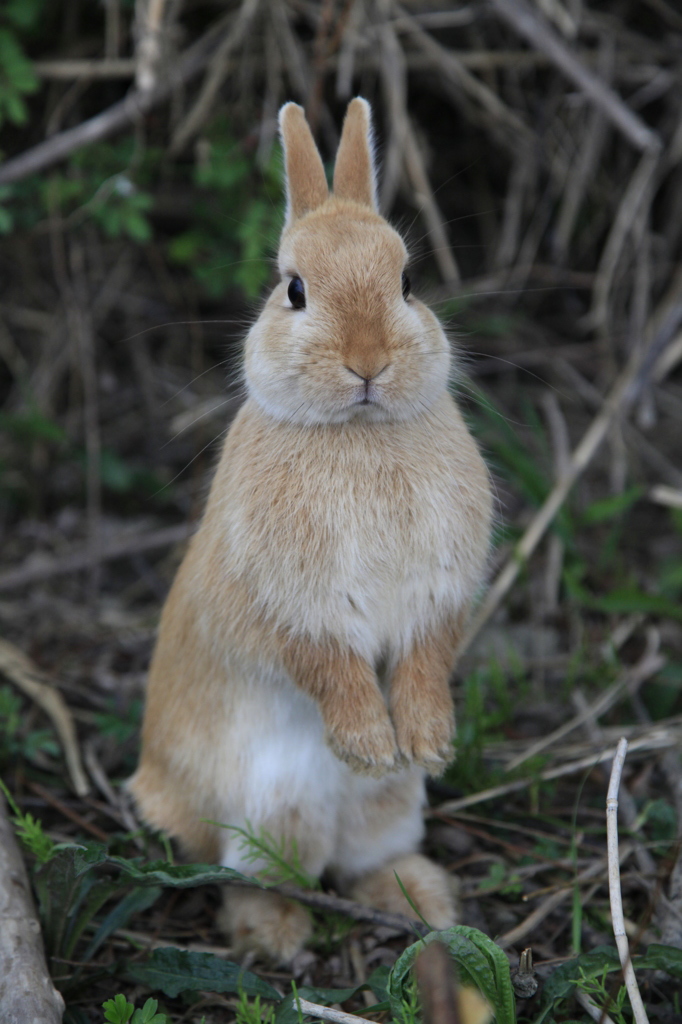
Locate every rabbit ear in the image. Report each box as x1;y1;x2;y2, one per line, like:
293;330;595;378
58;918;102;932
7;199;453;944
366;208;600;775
279;102;329;225
333;97;377;210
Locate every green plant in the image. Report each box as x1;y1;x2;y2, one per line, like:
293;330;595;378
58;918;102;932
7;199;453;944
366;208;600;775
478;861;523;899
396;976;421;1024
387;927;516;1024
0;0;42;132
0;776;55;864
0;686;61;766
103;995;169;1024
575;965;629;1024
168;121;282;298
212;820;320;889
236;990;276;1024
447;660;518;792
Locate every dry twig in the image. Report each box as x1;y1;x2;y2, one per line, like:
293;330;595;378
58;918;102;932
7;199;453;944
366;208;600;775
0;639;89;797
606;739;650;1024
462;300;682;652
0;794;65;1024
489;0;661;154
0;14;232;186
0;522;192;592
504;644;665;772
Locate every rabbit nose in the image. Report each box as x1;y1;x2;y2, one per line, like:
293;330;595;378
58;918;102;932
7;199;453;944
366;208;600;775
345;363;389;382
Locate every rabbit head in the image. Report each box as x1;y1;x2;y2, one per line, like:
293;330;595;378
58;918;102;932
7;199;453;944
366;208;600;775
244;98;452;426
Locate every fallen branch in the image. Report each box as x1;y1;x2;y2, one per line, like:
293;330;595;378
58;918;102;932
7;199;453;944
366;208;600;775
264;882;427;937
504;645;665;772
33;58;137;78
0;639;89;797
462;299;682;652
297;1000;367;1024
606;739;650;1024
497;855;609;948
0;522;192;592
432;724;682;814
489;0;661;153
0;793;65;1024
0;14;232;186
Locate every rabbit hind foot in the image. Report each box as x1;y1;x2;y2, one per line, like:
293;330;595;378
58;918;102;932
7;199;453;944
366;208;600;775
349;853;458;931
219;888;313;963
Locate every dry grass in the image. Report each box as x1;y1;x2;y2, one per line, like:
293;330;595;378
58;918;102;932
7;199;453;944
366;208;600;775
0;1;682;1020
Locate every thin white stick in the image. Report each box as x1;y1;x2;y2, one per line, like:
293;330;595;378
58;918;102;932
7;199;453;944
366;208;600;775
575;990;617;1024
297;999;368;1024
606;738;650;1024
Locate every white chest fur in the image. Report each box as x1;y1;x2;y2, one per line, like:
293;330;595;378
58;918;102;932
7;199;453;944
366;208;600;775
204;393;491;661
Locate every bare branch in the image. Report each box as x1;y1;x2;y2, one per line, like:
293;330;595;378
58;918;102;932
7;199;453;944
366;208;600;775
0;794;65;1024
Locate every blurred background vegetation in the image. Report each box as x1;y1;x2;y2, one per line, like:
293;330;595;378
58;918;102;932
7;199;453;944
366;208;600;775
1;0;682;1019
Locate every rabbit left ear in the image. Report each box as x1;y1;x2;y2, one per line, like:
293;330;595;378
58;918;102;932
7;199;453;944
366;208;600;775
279;102;329;226
333;97;378;210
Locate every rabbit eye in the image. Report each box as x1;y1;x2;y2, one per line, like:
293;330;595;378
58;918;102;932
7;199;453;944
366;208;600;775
402;271;411;300
288;276;306;309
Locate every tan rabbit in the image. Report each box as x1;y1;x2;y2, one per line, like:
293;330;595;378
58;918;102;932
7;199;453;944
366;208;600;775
130;98;492;961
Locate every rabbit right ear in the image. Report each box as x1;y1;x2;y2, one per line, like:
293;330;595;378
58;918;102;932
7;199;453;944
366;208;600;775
279;103;329;227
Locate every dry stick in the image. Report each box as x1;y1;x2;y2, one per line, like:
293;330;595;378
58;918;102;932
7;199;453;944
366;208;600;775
461;305;681;653
397;8;532;148
377;3;408;214
0;639;89;797
0;522;192;592
27;781;110;844
540;391;570;613
0;14;232;186
0;794;66;1024
575;990;617;1024
135;0;168;93
33;59;137;78
70;239;103;598
402;116;461;285
497;855;610;949
588;151;659;332
552;41;612;264
606;739;650;1024
169;0;261;155
432;729;682;815
504;646;665;772
649;485;682;511
380;10;460;283
489;0;661;154
296;1001;367;1024
262;882;428;937
570;680;681;934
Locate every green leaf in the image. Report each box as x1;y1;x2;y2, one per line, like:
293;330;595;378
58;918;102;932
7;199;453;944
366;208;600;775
103;993;135;1024
581;486;643;524
131;998;166;1024
637;943;682;978
387;927;516;1024
4;0;46;30
32;843;109;956
0;205;13;234
534;946;622;1023
124;947;281;1000
111;858;258;890
82;885;161;960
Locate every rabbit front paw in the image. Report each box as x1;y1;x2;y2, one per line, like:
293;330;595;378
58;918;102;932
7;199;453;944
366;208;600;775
392;703;455;776
326;714;399;777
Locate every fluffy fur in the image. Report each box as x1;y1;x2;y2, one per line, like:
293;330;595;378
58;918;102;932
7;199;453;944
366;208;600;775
130;98;492;960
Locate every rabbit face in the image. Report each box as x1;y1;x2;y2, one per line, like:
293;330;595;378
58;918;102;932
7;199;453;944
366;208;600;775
244;203;451;426
242;98;452;427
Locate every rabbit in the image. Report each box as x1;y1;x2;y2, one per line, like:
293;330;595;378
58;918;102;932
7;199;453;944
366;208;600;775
129;97;492;962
